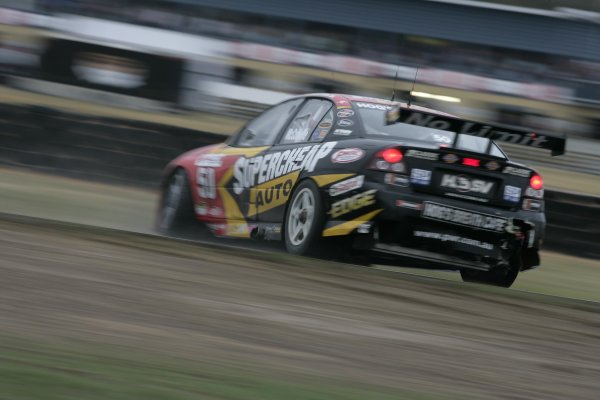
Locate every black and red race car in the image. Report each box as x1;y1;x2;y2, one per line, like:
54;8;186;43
157;93;566;287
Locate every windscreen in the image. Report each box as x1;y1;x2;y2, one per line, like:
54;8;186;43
357;106;505;157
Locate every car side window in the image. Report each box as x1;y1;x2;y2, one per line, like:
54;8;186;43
489;142;506;158
309;108;334;142
280;99;333;144
236;99;303;147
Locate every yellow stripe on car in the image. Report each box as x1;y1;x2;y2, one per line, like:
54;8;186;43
322;209;383;237
211;145;269;156
216;156;249;237
311;173;355;187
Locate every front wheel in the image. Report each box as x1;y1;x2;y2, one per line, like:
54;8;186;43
157;168;195;236
284;180;326;256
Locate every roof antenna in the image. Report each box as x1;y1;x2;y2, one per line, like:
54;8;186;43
390;66;399;102
330;70;336;93
407;67;419;108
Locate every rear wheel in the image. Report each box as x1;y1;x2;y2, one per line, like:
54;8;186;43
460;252;521;288
157;169;195;235
284;180;326;256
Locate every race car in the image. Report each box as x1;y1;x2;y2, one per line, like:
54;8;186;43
157;93;566;287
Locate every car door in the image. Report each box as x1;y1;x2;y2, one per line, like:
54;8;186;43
251;98;336;223
197;98;304;236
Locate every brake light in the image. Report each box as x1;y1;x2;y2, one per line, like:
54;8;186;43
371;148;405;173
530;174;543;190
381;148;403;163
462;158;480;167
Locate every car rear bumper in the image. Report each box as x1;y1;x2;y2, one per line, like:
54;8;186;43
324;181;545;270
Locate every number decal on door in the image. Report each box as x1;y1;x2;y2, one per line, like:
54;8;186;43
197;167;216;199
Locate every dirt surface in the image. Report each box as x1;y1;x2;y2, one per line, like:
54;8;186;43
3;166;600;303
1;216;599;399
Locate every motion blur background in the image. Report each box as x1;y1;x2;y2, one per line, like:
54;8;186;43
2;0;600;131
1;1;600;399
1;0;599;251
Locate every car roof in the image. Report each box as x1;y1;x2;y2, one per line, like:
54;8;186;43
296;93;457;118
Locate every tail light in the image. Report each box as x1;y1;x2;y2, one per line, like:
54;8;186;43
523;172;544;211
530;174;543;190
381;148;403;163
462;158;480;167
370;148;405;172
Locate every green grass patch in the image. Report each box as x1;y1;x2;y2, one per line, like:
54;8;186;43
0;337;449;400
382;250;600;302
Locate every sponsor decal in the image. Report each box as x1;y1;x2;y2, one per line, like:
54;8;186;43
337;109;355;118
485;160;501;171
264;225;282;234
319;121;332;129
357;223;372;234
399;112;550;148
442;153;459;163
247;171;298;217
227;222;250;236
414;230;493;250
337;119;354;127
396;200;423;210
315;129;329;139
197;167;216;199
196;203;207;215
444;192;489;203
525;187;544;199
206;223;227;231
503;166;531;177
384;173;409;187
333;129;352;136
391;163;405;172
406;150;439;161
421;202;507;232
440;174;494;194
503;185;522;202
208;206;223;217
330;189;377;218
254;224;282;239
522;198;542;212
431;133;452;144
335;99;351;108
285;114;311;143
233;142;336;194
410;168;432;185
329;175;365;196
73;53;148;89
331;148;365;163
195;154;224;168
355;102;392;110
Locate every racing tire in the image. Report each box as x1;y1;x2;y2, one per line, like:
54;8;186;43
157;168;195;236
284;179;326;257
460;252;521;288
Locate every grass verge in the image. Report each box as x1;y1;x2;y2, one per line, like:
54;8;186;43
0;336;445;400
386;250;600;303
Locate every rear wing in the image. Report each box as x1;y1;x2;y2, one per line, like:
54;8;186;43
385;107;566;156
